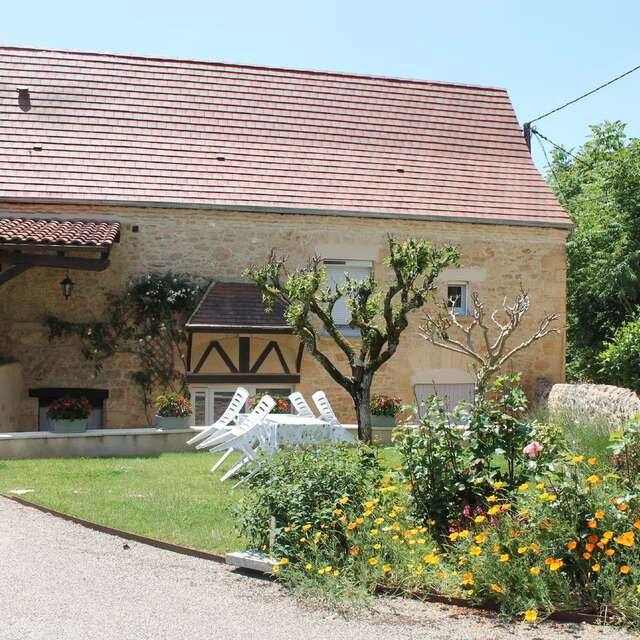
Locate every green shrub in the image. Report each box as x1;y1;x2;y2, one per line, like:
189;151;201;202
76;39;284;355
599;316;640;393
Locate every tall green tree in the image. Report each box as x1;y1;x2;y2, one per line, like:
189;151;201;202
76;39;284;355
549;121;640;381
245;237;459;443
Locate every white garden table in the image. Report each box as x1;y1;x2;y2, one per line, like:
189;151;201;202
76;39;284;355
261;414;333;451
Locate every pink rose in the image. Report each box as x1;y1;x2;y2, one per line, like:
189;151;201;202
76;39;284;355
523;441;543;458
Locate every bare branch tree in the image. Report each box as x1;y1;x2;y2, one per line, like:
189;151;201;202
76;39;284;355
419;289;559;391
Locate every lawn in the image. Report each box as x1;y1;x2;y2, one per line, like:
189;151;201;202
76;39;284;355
0;451;247;553
0;447;400;554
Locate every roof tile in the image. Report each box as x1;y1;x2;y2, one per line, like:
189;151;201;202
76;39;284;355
0;216;120;247
0;46;570;227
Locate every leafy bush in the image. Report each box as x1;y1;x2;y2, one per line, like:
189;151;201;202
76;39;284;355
609;418;640;488
247;392;290;414
599;316;640;393
395;375;533;538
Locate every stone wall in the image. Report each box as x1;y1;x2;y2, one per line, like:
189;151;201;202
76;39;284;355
0;202;568;429
543;382;640;424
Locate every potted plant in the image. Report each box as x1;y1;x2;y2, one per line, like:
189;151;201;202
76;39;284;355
370;394;402;428
155;392;192;429
247;392;291;414
47;395;92;433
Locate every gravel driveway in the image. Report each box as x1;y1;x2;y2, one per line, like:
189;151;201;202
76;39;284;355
1;496;634;640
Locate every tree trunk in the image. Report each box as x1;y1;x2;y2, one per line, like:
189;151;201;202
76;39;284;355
353;374;373;444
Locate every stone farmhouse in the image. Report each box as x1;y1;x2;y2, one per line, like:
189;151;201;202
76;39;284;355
0;45;570;431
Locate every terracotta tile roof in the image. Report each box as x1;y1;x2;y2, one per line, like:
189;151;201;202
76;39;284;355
0;215;120;247
0;46;570;228
187;282;291;332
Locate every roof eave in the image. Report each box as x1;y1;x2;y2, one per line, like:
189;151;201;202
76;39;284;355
0;197;574;230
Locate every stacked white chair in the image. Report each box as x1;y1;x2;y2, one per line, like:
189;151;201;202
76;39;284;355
201;394;276;480
312;390;354;442
186;386;249;446
288;391;315;417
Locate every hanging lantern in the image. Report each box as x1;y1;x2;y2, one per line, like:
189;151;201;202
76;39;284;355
60;274;74;300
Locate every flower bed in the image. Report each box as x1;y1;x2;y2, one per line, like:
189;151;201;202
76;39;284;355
237;377;640;626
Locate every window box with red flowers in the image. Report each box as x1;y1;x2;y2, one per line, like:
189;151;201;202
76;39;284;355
370;394;402;428
155;393;193;429
47;395;92;433
247;393;291;414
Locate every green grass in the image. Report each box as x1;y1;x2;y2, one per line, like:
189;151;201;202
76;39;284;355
0;451;247;553
0;446;401;554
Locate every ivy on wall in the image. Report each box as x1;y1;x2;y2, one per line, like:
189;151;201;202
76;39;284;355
45;272;208;418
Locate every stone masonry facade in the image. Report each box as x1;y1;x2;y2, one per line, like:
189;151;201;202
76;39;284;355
0;202;567;430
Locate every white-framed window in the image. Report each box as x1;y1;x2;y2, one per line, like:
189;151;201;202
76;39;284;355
446;283;468;316
324;259;372;328
189;384;293;426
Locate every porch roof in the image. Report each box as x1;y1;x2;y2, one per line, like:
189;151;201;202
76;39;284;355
0;216;120;248
186;282;292;333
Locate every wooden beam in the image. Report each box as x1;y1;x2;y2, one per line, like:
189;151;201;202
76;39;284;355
0;264;31;286
0;250;110;271
186;373;300;384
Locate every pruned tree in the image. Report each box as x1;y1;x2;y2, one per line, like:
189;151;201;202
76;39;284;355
419;289;559;392
245;236;459;443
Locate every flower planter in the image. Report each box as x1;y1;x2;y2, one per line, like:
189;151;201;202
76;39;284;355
156;415;191;430
49;418;89;434
371;415;396;428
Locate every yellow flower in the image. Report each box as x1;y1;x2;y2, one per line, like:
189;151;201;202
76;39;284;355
603;530;614;540
458;530;470;539
382;564;392;573
339;496;349;504
586;475;600;485
634;521;640;530
621;565;631;574
305;563;313;570
619;503;629;511
587;520;597;529
470;546;482;557
517;546;528;555
493;481;506;489
572;455;584;463
592;564;601;572
462;572;474;585
348;546;359;556
423;553;439;564
588;457;597;465
487;506;500;516
530;543;540;553
530;566;541;575
279;558;289;566
363;509;373;517
524;610;538;623
616;531;635;547
567;541;577;550
368;557;379;566
370;529;379;536
449;532;459;541
594;511;605;520
605;549;616;557
487;495;498;503
272;565;280;573
549;560;564;571
299;537;306;543
374;517;385;525
491;584;503;593
636;585;640;594
536;483;545;489
301;524;311;531
333;509;343;516
347;522;357;530
333;569;340;577
373;543;382;550
501;503;511;511
474;515;486;524
475;533;487;544
583;552;592;559
283;527;291;533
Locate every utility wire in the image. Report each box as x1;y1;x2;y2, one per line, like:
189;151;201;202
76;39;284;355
531;127;579;160
527;63;640;125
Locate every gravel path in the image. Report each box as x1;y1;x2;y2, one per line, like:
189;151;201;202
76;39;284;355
1;496;634;640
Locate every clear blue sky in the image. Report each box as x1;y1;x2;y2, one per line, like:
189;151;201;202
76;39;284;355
3;0;638;172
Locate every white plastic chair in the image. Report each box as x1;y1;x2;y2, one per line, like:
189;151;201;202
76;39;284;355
186;386;249;446
288;391;315;418
207;395;276;482
312;391;354;442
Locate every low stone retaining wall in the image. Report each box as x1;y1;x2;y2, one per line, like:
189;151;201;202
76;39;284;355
0;427;194;459
538;381;640;424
